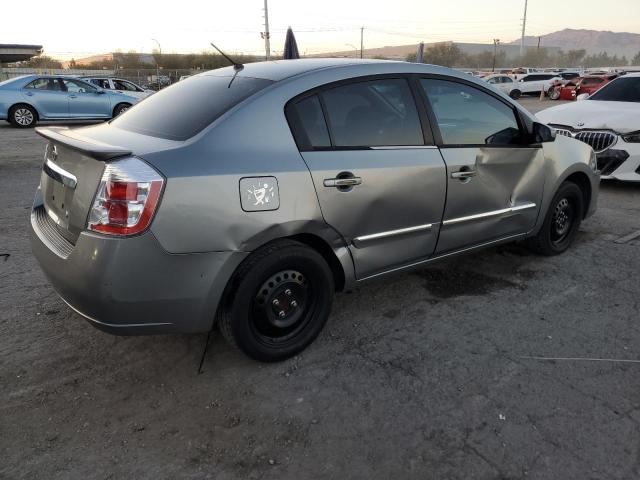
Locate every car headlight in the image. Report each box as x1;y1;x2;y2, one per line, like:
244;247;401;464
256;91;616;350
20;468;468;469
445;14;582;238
621;131;640;143
589;150;598;172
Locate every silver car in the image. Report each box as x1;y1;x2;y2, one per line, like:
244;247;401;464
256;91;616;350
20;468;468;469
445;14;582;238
30;59;599;362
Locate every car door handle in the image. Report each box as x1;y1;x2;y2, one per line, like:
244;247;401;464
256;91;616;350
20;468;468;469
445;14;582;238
451;170;477;179
69;94;77;99
323;177;362;188
25;91;34;96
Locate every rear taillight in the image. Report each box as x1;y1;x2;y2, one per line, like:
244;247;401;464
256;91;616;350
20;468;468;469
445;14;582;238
88;157;164;236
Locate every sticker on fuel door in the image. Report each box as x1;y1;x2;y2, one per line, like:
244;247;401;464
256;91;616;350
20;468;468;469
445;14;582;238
240;177;279;212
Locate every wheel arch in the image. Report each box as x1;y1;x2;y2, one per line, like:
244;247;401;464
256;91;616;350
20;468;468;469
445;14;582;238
8;102;40;120
564;171;592;219
112;102;132;117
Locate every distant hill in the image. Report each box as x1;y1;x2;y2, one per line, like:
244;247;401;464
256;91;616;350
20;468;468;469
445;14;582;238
509;28;640;58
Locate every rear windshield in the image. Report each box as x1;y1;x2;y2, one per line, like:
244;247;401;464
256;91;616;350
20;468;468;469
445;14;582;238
111;75;273;140
590;77;640;102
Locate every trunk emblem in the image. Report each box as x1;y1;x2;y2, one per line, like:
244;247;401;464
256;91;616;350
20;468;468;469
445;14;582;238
577;121;585;127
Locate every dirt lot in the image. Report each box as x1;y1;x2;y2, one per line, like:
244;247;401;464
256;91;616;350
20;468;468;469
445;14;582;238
2;99;640;479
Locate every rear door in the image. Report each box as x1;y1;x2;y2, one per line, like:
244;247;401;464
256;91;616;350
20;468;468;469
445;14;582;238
418;77;544;254
62;79;111;118
21;78;69;118
288;77;447;279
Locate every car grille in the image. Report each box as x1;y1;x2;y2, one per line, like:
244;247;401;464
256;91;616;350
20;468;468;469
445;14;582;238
552;127;617;153
31;206;74;259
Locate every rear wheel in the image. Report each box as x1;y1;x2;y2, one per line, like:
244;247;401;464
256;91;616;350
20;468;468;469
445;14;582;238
9;104;37;128
548;88;561;100
509;89;522;100
112;103;131;118
526;181;584;255
219;239;334;362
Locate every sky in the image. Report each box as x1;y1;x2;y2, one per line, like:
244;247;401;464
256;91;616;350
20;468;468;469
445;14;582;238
4;0;640;59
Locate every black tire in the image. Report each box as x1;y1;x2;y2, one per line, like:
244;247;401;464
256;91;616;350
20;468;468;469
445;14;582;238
9;104;37;128
526;181;584;256
112;103;131;118
510;89;522;100
548;88;561;100
218;239;334;362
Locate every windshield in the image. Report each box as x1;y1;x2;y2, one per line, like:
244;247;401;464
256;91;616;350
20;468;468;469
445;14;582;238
111;75;273;140
590;76;640;102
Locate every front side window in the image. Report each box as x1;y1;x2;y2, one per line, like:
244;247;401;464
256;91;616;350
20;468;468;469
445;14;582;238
589;77;640;102
320;78;423;147
420;79;522;146
91;79;111;89
62;79;97;93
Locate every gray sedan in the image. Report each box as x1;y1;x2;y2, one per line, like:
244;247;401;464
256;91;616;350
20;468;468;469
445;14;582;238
29;59;599;362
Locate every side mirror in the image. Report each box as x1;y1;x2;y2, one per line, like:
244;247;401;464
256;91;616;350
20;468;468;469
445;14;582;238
533;122;556;143
576;93;590;101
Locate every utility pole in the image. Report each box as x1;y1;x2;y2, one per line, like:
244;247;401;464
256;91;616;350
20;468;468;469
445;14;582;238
151;38;161;89
263;0;271;60
360;27;364;59
492;39;500;72
520;0;528;58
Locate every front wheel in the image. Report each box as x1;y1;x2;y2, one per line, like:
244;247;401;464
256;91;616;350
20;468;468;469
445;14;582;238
548;88;561;100
219;240;334;362
9;104;37;128
509;89;522;100
112;103;131;118
526;181;584;255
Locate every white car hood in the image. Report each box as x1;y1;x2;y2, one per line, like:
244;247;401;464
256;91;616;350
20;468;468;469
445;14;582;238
536;100;640;134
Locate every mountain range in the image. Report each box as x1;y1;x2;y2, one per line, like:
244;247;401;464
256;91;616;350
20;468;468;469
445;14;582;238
509;29;640;58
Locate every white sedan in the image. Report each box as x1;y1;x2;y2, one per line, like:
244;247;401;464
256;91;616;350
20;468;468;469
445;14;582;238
84;77;154;100
483;74;521;99
516;73;562;96
537;74;640;182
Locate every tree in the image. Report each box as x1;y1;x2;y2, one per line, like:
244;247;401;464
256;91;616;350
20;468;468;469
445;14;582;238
633;51;640;66
20;55;62;69
423;42;464;67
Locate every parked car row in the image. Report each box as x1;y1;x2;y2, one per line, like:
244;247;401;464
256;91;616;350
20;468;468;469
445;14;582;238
484;72;562;99
548;74;618;101
0;75;144;127
539;73;640;182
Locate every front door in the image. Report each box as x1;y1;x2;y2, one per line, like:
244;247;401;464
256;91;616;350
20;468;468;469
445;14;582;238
21;78;69;118
418;78;545;254
62;79;111;118
288;77;447;279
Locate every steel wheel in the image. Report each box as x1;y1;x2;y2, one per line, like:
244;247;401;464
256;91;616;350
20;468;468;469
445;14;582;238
251;269;313;344
550;197;574;246
218;239;334;362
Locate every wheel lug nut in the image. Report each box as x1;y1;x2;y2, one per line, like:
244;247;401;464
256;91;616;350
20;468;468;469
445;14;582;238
290;300;298;308
272;299;280;306
278;311;286;318
285;289;292;296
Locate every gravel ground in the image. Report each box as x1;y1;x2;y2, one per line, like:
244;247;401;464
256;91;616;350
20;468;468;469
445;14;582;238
1;101;640;480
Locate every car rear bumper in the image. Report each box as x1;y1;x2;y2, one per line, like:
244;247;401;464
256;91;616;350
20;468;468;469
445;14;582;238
30;193;248;334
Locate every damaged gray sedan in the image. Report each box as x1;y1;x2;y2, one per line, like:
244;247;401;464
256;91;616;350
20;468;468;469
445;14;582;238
30;59;599;362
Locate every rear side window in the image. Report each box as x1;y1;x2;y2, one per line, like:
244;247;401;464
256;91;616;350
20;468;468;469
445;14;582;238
287;95;331;149
25;78;62;91
321;79;423;147
421;79;521;146
111;75;273;140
